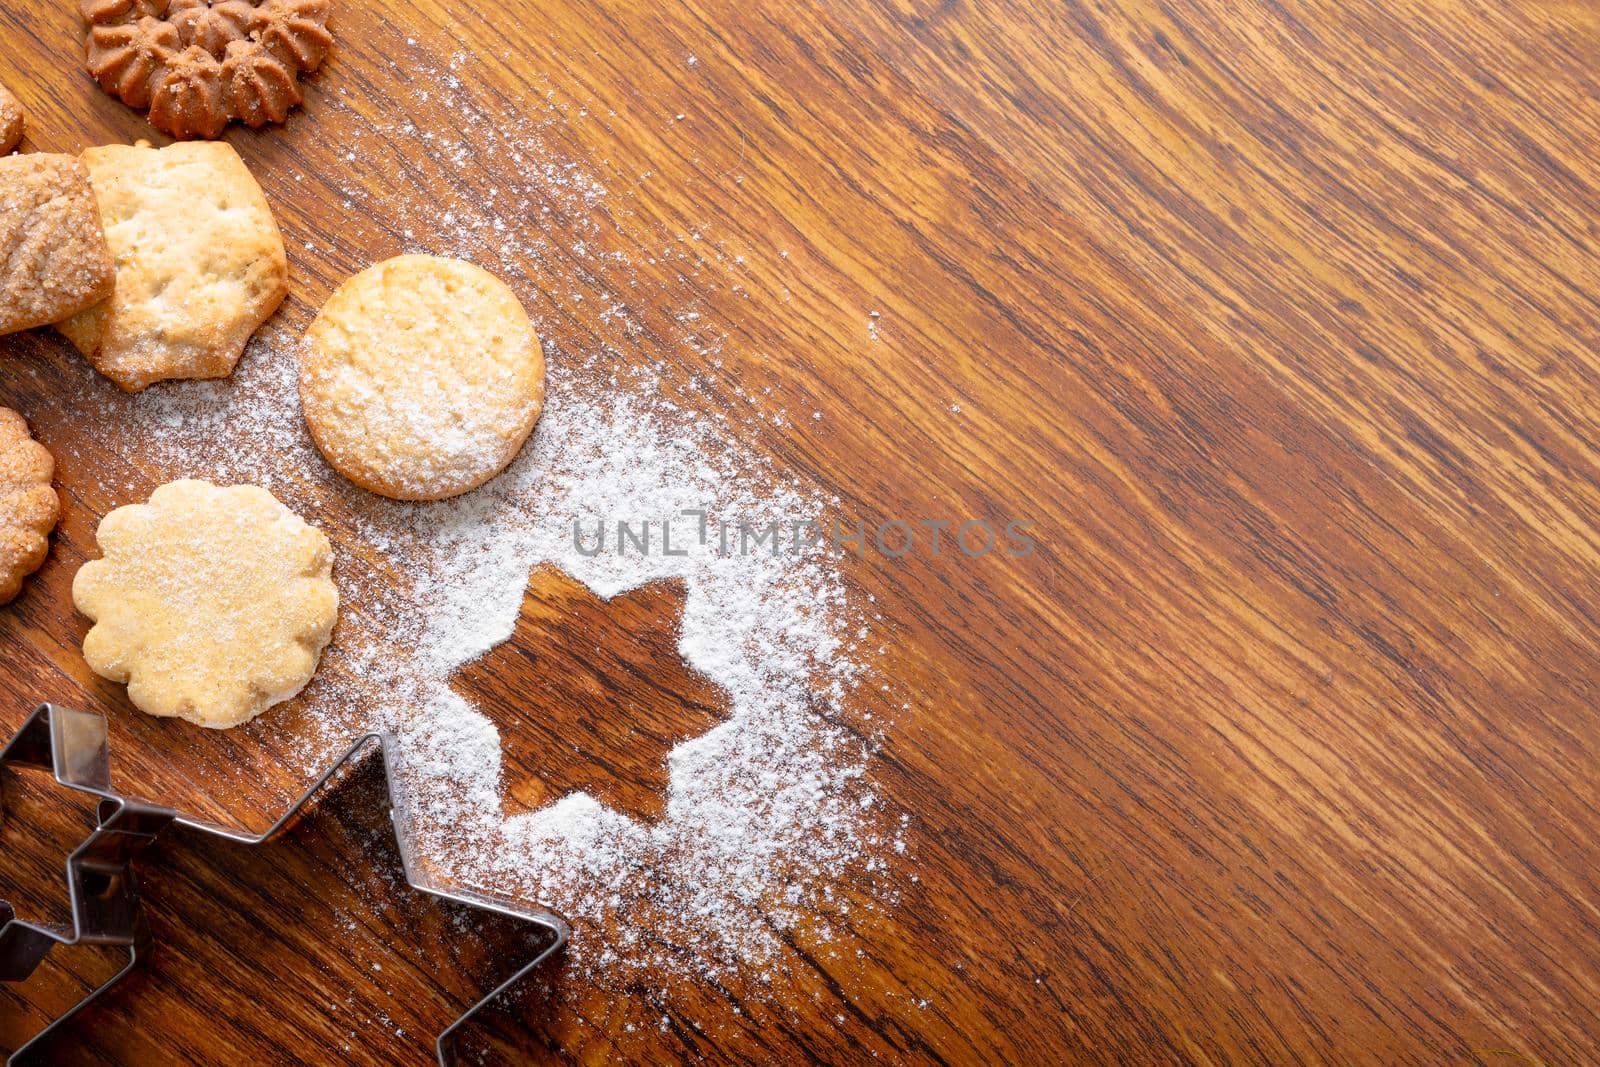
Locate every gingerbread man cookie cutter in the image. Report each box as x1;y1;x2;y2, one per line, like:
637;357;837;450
0;704;570;1065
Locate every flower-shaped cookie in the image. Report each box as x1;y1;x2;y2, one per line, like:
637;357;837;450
73;480;339;728
0;408;60;605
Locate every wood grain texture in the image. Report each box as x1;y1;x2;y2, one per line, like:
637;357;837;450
452;567;729;824
1;0;1598;1062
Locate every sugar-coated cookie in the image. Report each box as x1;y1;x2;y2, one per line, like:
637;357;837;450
57;140;288;392
298;255;545;501
73;479;338;729
0;83;22;154
0;154;116;336
0;408;60;605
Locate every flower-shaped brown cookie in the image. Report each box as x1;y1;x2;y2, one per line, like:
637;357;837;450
73;480;339;728
0;82;23;154
0;409;60;606
82;0;331;139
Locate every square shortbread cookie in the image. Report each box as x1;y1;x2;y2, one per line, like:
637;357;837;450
0;153;116;336
56;141;288;392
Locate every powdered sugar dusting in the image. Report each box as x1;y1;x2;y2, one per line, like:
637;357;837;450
375;371;884;978
54;42;899;987
70;327;894;984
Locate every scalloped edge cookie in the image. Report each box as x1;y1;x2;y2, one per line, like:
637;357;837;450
73;479;338;728
0;408;61;605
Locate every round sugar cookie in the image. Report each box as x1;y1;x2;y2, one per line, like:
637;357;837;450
298;255;545;501
0;408;60;605
72;479;339;729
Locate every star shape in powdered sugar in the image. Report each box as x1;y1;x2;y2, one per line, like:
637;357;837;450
448;565;730;824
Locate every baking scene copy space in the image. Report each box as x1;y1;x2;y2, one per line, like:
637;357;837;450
3;0;1600;1063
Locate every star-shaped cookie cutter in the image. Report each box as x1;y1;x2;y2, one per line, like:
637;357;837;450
0;704;570;1065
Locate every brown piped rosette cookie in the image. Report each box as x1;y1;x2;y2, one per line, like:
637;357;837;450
0;408;60;606
82;0;332;140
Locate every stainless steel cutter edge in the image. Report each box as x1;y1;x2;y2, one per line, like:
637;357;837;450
0;703;571;1065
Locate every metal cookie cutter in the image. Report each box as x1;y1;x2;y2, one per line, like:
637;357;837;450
0;704;570;1065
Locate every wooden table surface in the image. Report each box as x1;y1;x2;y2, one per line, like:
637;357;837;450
4;0;1600;1062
